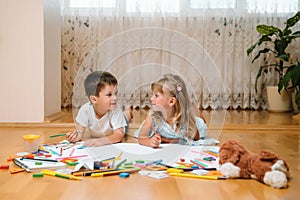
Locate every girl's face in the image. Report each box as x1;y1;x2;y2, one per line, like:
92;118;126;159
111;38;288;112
91;84;118;116
151;86;174;113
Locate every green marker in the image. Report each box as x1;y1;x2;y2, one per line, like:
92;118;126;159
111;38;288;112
135;160;145;163
124;162;133;166
49;133;67;138
116;159;127;169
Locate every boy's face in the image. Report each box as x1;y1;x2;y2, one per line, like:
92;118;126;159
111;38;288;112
91;84;118;115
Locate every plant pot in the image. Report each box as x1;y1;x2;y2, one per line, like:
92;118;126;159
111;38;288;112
266;86;291;112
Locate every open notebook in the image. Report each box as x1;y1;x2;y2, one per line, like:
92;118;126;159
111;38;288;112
14;157;66;172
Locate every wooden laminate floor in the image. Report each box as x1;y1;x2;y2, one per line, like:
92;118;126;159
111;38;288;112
0;109;299;200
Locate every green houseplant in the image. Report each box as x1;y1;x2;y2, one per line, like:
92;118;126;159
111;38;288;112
247;11;300;111
283;61;300;111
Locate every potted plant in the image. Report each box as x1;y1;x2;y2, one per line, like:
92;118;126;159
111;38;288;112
282;61;300;112
247;11;300;112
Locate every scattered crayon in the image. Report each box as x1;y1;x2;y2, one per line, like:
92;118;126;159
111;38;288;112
119;172;130;178
0;165;9;169
33;173;44;178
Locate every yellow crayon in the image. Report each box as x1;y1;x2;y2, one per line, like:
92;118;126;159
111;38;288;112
166;168;184;173
169;172;225;180
102;157;121;163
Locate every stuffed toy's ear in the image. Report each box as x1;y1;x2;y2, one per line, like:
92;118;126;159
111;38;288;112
219;140;244;165
227;152;241;165
259;150;280;161
219;150;241;165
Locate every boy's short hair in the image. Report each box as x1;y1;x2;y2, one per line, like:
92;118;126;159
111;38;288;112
84;71;118;98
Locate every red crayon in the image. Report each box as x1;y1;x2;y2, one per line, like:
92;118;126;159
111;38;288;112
0;165;9;169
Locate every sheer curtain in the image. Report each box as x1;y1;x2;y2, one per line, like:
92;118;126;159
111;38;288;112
61;0;300;110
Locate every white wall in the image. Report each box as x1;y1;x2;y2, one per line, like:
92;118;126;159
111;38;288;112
44;0;61;117
0;0;61;122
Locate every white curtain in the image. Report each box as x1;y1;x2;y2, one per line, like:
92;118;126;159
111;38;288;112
61;0;300;110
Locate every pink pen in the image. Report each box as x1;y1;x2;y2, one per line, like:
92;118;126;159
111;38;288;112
56;155;88;161
69;148;75;156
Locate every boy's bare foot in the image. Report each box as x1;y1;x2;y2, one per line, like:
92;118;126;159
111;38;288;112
293;113;300;122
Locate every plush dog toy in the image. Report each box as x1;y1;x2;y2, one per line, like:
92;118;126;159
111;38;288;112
219;140;290;188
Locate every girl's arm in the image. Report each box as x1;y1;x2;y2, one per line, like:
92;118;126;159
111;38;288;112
83;127;125;147
193;130;200;141
137;114;161;148
160;137;179;143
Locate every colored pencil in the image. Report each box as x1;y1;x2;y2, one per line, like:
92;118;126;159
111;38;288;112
91;169;139;177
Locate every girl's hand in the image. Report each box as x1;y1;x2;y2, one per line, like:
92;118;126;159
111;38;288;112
66;130;82;143
149;133;161;148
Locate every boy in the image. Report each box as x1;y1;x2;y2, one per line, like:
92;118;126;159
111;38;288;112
66;71;132;147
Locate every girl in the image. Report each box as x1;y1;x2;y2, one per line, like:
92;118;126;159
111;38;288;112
134;74;207;148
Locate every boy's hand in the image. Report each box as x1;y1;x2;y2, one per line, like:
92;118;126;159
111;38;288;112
66;130;82;143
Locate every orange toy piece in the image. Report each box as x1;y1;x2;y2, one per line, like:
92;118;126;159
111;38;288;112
10;168;26;174
7;155;21;162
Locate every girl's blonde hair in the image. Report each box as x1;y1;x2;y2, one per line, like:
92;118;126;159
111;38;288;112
151;74;197;141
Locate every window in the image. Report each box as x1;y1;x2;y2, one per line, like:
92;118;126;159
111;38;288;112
70;0;116;8
247;0;299;13
190;0;236;9
68;0;299;14
126;0;179;13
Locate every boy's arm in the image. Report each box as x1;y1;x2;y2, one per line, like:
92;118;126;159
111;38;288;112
83;128;125;147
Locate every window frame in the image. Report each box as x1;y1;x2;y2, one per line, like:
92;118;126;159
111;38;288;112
66;0;300;16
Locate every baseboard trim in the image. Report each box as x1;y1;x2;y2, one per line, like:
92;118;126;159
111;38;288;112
0;122;298;131
0;122;74;128
44;111;66;123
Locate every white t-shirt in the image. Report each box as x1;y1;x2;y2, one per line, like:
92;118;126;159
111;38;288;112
76;102;127;138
